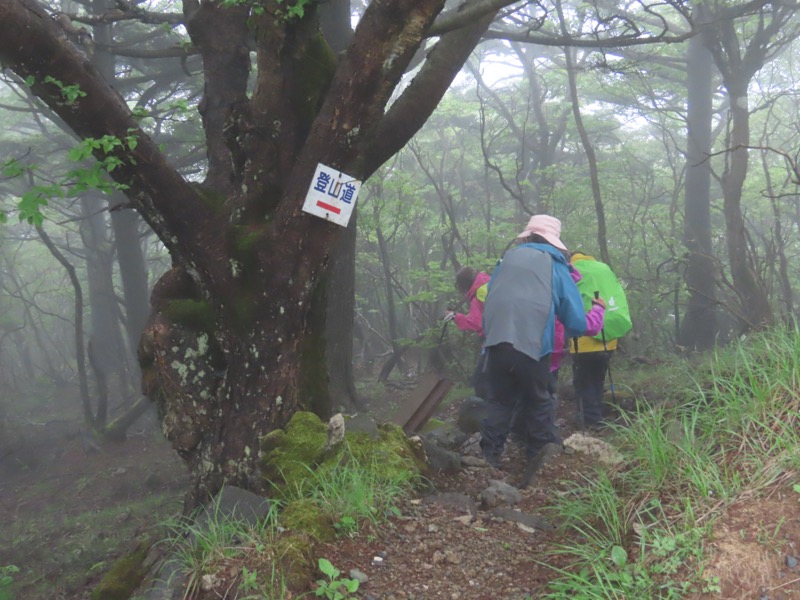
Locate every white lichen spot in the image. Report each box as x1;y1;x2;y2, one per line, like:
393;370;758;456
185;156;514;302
170;360;189;385
275;396;283;406
199;390;210;400
230;259;242;278
279;306;285;315
184;334;209;361
244;446;251;457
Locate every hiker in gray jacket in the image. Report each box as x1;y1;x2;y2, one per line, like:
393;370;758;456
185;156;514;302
480;215;605;486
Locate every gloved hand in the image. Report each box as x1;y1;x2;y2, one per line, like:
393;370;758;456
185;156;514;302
591;297;606;309
443;311;456;323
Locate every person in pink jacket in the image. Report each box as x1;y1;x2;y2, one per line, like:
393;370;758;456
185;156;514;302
444;266;491;398
549;266;604;419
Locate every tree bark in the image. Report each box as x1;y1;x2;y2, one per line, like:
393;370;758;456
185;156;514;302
679;10;718;349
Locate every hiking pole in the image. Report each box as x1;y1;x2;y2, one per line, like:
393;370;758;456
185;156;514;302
595;291;616;404
437;317;451;348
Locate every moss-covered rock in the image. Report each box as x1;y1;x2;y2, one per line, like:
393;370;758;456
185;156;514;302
273;532;316;592
280;498;336;542
260;411;328;489
260;412;428;498
91;541;151;600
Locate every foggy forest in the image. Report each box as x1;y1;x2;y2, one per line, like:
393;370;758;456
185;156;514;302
3;0;800;598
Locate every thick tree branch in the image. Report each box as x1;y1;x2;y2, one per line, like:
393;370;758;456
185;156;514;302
428;0;521;36
484;27;695;47
0;0;225;284
366;6;497;175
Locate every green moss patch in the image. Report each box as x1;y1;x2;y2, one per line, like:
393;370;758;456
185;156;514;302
280;498;336;542
163;299;215;331
260;412;428;497
91;541;151;600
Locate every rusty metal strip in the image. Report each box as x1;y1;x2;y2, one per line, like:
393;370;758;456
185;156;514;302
393;373;454;435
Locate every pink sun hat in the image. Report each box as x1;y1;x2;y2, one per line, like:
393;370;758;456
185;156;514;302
516;214;568;251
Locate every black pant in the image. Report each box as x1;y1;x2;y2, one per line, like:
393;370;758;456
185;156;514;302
480;344;561;460
572;351;612;428
471;351;491;400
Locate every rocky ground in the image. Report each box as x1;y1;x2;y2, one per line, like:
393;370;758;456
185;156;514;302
314;388;615;600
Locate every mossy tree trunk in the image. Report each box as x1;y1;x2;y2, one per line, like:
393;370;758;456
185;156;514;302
0;0;501;507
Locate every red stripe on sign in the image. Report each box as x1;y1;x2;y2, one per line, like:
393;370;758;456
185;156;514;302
316;200;341;214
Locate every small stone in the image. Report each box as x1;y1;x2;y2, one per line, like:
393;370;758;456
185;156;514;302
371;556;384;566
376;550;388;558
348;568;368;583
427;524;438;533
115;511;131;524
785;555;798;569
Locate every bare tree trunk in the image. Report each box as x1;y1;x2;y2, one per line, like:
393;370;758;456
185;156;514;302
80;194;131;406
375;221;405;382
556;0;609;263
705;2;797;331
35;225;94;429
679;11;718;349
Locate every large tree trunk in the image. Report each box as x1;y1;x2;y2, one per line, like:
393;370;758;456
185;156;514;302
719;85;773;330
679;10;718;350
1;0;501;509
80;194;131;407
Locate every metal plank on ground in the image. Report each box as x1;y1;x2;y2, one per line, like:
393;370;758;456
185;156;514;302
391;372;454;435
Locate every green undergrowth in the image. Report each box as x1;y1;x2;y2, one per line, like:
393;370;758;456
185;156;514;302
160;411;423;599
7;488;182;598
543;327;800;598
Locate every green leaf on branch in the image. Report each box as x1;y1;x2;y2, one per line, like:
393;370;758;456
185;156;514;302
18;189;50;226
43;75;87;105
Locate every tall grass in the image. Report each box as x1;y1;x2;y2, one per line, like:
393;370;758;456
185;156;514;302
162;498;292;599
544;327;800;598
161;444;419;598
279;441;422;533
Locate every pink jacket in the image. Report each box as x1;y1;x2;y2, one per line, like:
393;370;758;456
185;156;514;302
551;266;603;371
454;272;491;338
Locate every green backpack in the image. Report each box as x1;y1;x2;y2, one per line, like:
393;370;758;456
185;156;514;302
572;254;632;341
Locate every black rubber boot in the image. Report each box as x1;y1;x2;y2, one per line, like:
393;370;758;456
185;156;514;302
521;442;562;488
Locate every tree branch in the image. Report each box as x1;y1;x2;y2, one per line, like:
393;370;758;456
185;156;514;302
0;0;225;283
